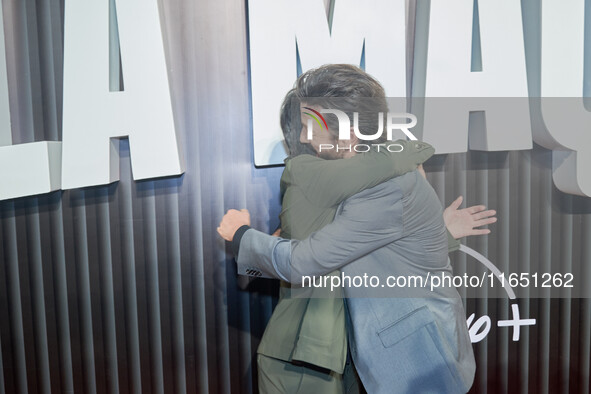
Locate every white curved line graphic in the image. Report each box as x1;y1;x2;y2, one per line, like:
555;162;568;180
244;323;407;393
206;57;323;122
459;244;516;300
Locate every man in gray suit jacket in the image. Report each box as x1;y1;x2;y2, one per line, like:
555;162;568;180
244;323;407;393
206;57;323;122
220;169;475;393
219;64;484;392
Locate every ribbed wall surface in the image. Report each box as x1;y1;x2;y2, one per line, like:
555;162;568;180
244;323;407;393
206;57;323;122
0;1;590;393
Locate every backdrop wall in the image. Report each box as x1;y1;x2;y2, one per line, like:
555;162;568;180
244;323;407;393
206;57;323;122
0;1;590;393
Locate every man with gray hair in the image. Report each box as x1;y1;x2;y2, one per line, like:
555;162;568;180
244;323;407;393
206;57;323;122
220;64;493;393
255;78;437;392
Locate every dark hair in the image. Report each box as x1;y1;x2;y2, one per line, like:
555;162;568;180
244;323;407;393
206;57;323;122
280;89;317;157
295;64;389;143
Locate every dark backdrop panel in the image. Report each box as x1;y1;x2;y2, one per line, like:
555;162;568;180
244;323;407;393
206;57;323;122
0;1;590;393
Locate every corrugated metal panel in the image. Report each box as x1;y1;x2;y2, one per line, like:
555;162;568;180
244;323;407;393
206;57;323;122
0;1;590;393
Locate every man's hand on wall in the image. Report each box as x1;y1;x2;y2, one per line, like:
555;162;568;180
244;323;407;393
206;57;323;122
444;196;497;239
217;209;250;241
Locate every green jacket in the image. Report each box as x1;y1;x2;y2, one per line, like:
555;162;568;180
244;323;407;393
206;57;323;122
257;140;438;373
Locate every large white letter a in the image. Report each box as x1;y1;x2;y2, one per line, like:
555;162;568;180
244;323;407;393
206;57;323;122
62;0;184;189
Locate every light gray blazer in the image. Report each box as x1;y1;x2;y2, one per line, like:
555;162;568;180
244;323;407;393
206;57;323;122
237;171;475;393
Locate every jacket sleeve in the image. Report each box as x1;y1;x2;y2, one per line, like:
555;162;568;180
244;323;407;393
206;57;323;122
236;181;405;284
447;229;461;252
288;140;434;208
235;229;291;280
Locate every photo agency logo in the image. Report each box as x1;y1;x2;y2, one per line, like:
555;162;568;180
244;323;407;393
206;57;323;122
303;107;419;153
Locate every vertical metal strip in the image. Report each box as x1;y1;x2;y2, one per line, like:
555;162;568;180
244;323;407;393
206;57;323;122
0;0;12;145
35;0;59;140
481;152;492;392
457;153;468;298
213;162;231;394
580;206;591;393
580;299;591;394
559;194;573;393
0;211;10;394
469;151;489;393
189;185;209;394
118;141;142;394
452;153;467;301
48;192;74;393
537;149;552;394
2;203;28;394
165;185;187;393
0;332;4;394
497;152;511;393
71;190;97;394
96;187;120;394
2;0;31;144
23;0;45;141
142;184;165;394
188;161;209;393
406;0;417;99
24;199;51;393
51;0;64;139
518;150;532;393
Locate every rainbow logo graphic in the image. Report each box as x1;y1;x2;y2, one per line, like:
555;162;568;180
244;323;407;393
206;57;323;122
303;107;328;131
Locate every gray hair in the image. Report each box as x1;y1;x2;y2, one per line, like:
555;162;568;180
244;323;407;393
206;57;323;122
280;89;317;157
295;64;389;143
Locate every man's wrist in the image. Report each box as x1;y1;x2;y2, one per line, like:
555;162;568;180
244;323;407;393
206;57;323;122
232;225;251;255
446;229;461;252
